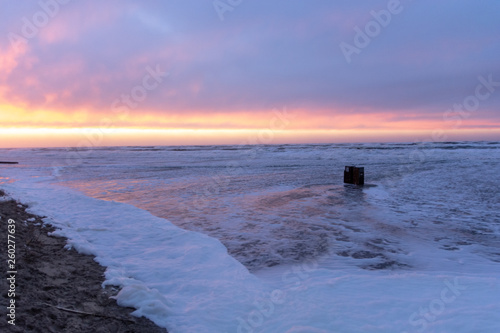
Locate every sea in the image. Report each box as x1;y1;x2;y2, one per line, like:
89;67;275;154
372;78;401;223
1;141;499;332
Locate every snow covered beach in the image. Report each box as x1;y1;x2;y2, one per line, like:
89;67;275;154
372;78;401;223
0;190;167;332
1;142;499;332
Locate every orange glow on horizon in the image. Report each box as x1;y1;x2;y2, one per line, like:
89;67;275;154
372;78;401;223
2;105;498;129
0;126;498;148
1;104;499;148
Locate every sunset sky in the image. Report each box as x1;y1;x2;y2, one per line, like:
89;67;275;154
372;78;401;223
1;0;499;148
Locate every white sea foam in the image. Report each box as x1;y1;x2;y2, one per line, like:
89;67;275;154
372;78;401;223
3;176;264;331
1;143;499;332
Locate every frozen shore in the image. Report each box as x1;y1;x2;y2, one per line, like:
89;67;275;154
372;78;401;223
0;189;167;333
1;143;499;332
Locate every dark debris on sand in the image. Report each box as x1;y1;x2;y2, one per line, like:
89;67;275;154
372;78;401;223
0;189;168;333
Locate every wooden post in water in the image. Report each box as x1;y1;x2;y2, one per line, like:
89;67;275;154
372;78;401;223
344;166;354;184
344;166;364;185
353;167;364;185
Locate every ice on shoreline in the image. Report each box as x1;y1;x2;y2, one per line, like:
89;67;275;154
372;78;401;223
1;143;499;332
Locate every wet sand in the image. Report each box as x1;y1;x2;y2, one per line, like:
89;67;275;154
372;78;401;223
0;189;168;333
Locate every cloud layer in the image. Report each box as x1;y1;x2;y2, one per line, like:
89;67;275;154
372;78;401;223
1;0;499;139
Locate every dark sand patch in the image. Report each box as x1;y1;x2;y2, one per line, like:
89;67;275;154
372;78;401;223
0;189;167;332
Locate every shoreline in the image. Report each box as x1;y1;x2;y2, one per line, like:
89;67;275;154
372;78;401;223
0;189;168;332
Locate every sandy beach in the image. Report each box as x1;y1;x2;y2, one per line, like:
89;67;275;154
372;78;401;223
0;189;167;333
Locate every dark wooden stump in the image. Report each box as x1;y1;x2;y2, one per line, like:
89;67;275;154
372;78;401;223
344;166;364;185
